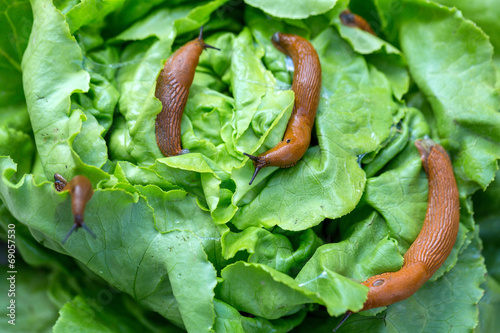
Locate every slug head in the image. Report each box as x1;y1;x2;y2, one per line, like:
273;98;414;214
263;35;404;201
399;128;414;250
271;32;287;54
340;10;356;25
415;138;449;175
360;262;428;311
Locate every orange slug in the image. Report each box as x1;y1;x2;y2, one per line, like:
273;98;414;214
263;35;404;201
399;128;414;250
54;173;96;244
334;139;460;331
339;9;376;36
244;32;322;185
155;27;219;157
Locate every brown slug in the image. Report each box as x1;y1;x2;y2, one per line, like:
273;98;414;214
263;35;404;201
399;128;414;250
334;139;460;331
54;173;96;244
244;32;322;185
155;27;219;157
339;9;376;36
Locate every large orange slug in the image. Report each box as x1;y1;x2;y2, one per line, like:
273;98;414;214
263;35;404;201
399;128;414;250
339;9;376;36
54;173;96;244
244;32;322;185
155;27;218;157
334;139;460;331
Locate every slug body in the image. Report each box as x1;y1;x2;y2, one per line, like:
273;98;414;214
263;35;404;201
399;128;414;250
360;139;460;311
155;29;217;157
244;32;322;185
54;174;96;243
340;9;376;35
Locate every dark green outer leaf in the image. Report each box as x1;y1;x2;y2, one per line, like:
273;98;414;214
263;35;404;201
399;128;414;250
0;254;58;332
0;0;33;106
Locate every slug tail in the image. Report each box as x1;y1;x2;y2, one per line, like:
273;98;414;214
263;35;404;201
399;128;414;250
54;173;68;192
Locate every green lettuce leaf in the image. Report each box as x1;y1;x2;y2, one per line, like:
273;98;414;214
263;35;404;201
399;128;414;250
64;0;125;34
2;0;500;331
213;299;306;333
21;0;109;182
432;0;500;53
222;227;322;274
243;0;337;19
0;156;218;331
334;228;485;332
217;262;322;319
376;0;500;195
231;24;397;231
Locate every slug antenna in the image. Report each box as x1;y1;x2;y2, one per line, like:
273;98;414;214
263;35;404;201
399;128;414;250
248;166;262;186
81;223;97;239
198;26;204;40
204;44;220;51
198;25;220;51
62;223;96;244
333;311;352;332
62;224;78;244
244;153;266;185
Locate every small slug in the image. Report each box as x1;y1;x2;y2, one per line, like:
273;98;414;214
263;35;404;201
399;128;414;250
54;173;96;244
155;27;219;157
339;9;376;36
244;32;322;185
334;139;460;331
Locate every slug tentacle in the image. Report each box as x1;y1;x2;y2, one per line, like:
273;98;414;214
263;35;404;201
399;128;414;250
61;221;96;244
243;153;267;185
245;32;321;185
199;26;220;50
333;311;352;332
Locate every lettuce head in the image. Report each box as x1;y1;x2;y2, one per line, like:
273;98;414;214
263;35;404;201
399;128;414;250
1;0;500;332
